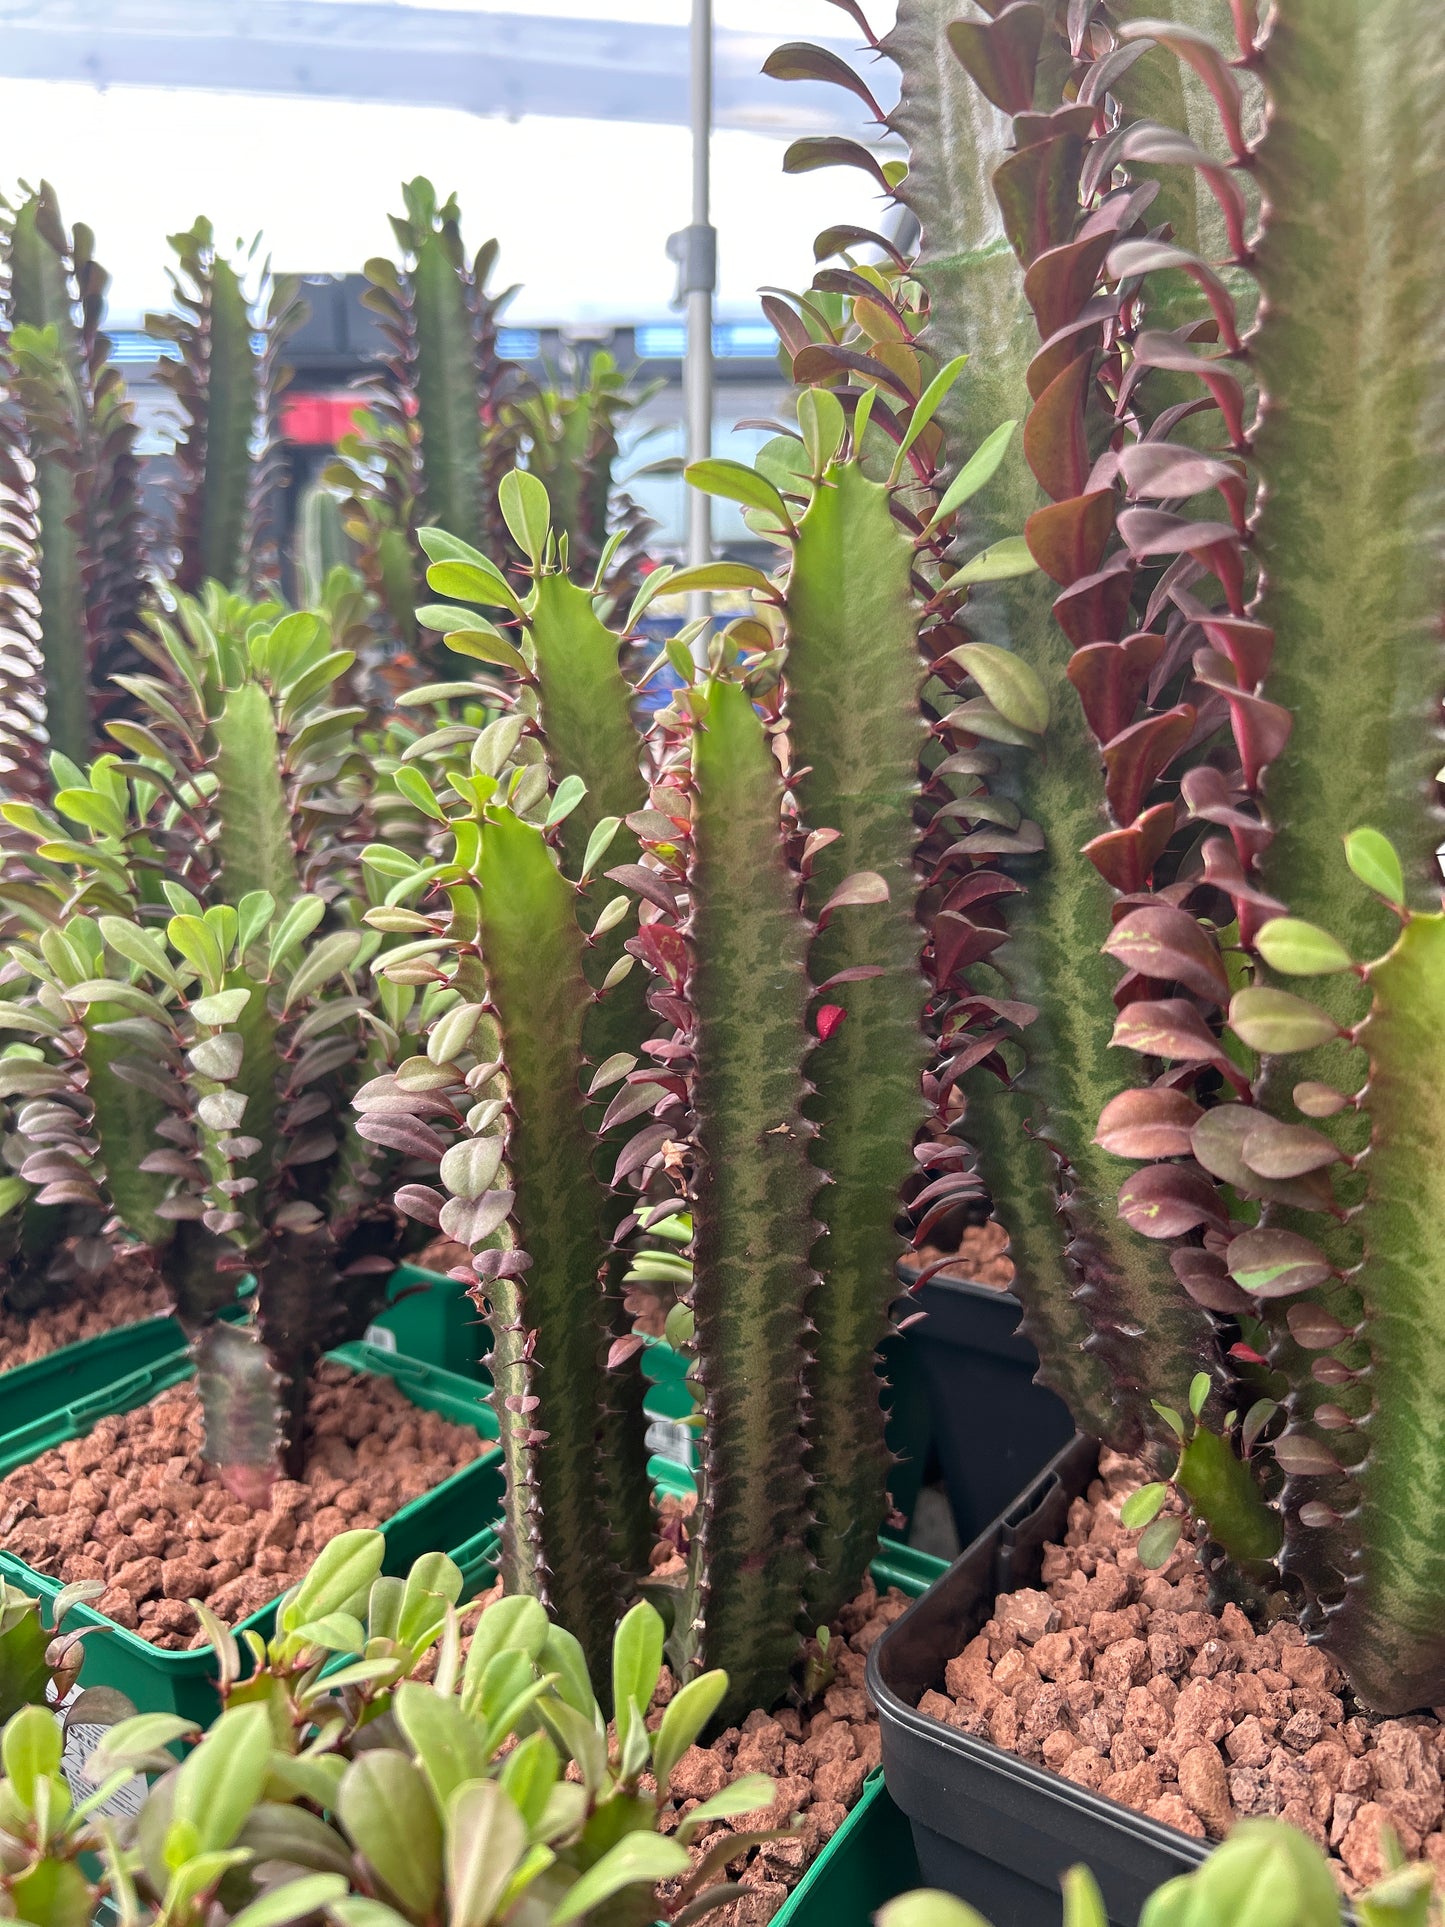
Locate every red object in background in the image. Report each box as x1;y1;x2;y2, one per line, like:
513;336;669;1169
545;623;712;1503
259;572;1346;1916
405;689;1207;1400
280;392;366;445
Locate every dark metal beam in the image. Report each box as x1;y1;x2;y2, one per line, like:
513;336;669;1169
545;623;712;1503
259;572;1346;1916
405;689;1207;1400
0;1;894;134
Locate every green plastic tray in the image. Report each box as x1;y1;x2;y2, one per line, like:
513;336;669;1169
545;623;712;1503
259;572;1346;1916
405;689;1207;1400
0;1343;502;1725
0;1298;252;1458
366;1263;484;1378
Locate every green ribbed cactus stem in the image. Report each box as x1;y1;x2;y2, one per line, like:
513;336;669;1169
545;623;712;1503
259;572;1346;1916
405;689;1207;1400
679;680;816;1718
781;456;931;1624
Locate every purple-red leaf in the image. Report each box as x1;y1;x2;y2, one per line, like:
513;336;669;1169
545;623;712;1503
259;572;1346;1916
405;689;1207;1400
1103;903;1230;1003
1170;1246;1252;1315
1024;351;1094;502
1095;1085;1202;1160
1022;231;1114;341
1102;705;1195;825
1238;1115;1340;1180
606;864;680;918
354;1113;449;1161
762;43;885;120
945;2;1044;114
1273;1434;1341;1478
1118;1162;1228;1238
782;136;892;194
1025;490;1115;585
1082;803;1175;894
1111;997;1225;1065
1066;632;1166;743
394;1183;445;1226
994;130;1088;266
1226;1228;1334;1298
819;870;890;920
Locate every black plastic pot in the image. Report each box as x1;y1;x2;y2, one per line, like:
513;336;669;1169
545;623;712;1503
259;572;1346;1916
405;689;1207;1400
901;1267;1077;1549
867;1435;1207;1927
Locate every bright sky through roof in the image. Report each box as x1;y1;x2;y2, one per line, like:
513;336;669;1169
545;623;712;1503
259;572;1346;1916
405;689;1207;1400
0;0;895;326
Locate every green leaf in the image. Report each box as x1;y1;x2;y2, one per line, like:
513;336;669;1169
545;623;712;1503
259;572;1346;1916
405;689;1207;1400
426;559;525;617
267;895;327;973
98;917;182;989
236;891;276;957
438;1135;504;1201
395;1682;493;1810
1228;986;1341;1053
1256;917;1354;976
1189;1372;1211;1419
942;536;1038;587
925;420;1019;531
167;915;226;993
1061;1865;1109;1927
338;1751;443;1918
684;459;795;532
661;562;774;597
226;1876;350;1927
891;354;968;479
2;1703;60;1803
281;930;362;1012
1137;1515;1184;1569
445;1781;529;1927
547;1833;691;1926
581;815;622;878
285;1530;385;1628
1119;1483;1169;1530
545;774;586;828
876;1894;992;1927
443;627;528;674
394;764;450;823
652;1669;728;1793
427;1001;485;1065
500;470;552;567
191;989;252;1026
948;642;1049;734
171;1703;272;1852
797;386;846;473
611;1599;664;1724
677;1774;776;1836
1344;827;1406;909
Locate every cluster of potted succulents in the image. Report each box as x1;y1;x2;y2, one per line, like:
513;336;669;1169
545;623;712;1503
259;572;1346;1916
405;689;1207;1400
0;0;1442;1918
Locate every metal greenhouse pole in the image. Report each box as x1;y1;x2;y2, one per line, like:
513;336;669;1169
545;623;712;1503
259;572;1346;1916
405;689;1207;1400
674;0;715;639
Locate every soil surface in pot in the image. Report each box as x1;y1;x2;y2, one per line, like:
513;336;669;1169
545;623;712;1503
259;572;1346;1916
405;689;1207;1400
0;1251;171;1372
0;1359;483;1649
910;1219;1014;1290
918;1449;1444;1892
658;1576;907;1926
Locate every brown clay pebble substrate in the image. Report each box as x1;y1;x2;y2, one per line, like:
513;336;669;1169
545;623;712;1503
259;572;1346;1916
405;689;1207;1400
0;1253;171;1372
911;1219;1015;1290
0;1359;483;1649
654;1578;909;1927
920;1448;1445;1893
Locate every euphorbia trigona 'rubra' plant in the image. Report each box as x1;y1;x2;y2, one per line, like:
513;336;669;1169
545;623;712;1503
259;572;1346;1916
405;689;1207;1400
780;0;1444;1712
